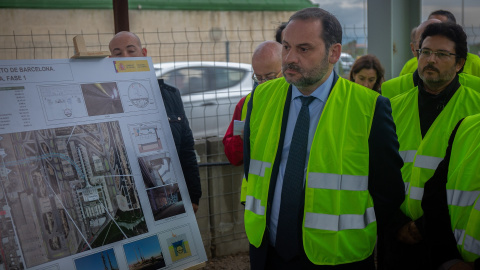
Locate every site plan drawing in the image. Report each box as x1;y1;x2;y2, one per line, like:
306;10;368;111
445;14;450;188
0;58;207;270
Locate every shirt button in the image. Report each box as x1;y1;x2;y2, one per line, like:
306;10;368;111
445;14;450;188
168;117;171;121
178;117;181;120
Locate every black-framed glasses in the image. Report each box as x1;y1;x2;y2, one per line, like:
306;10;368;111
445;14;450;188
417;49;457;59
252;70;282;84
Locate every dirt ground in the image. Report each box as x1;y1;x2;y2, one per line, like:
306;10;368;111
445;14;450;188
203;252;250;270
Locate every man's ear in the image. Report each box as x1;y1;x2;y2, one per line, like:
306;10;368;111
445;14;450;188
455;58;466;73
142;48;147;57
410;42;416;57
329;43;342;64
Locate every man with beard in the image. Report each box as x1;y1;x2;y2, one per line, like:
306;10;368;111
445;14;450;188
383;22;480;269
243;7;404;269
383;18;480;100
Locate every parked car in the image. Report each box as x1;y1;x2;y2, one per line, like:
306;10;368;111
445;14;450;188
339;52;355;73
154;61;254;138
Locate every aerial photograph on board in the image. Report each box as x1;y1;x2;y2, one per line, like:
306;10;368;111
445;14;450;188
0;121;147;268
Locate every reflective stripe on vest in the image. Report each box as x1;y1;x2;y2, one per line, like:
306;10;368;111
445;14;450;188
245;195;265;216
455;228;480;256
404;182;410;195
447;190;480;207
244;78;290;248
249;159;271;177
246;77;378;265
455;229;466;245
400;150;417;163
464;234;480;256
304;207;376;231
391;85;480;220
414;155;443;170
307;173;368;191
409;186;424;200
445;114;480;262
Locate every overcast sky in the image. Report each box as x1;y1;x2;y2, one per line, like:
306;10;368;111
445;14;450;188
311;0;480;27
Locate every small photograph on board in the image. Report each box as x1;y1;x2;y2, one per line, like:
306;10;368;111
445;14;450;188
74;248;119;270
123;235;166;270
166;233;192;262
81;82;124;116
146;184;186;221
130;123;163;154
138;154;176;188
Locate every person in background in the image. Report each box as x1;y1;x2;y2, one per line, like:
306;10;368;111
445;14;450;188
382;22;480;269
382;19;441;99
244;7;404;269
383;17;480;100
428;9;457;24
223;40;282;167
398;9;480;78
349;54;385;93
398;27;418;76
422;114;480;270
109;31;202;213
275;22;288;44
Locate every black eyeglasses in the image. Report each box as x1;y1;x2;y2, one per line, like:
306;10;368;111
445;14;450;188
417;49;457;59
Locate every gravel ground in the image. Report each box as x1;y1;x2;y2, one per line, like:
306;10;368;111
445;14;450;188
203;252;250;270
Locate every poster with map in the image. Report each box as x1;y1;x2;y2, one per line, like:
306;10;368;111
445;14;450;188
0;58;207;270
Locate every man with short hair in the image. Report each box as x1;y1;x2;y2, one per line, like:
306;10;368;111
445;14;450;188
243;7;404;269
109;31;202;213
396;10;480;78
275;22;288;44
429;9;457;24
223;40;282;167
383;18;480;100
384;19;441;98
384;22;480;270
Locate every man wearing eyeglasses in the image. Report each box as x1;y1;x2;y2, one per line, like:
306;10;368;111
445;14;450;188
398;10;480;78
382;22;480;270
383;18;480;100
223;40;282;167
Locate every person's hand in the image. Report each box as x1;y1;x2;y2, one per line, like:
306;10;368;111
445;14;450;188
239;129;244;140
192;203;199;214
449;261;474;270
397;221;422;244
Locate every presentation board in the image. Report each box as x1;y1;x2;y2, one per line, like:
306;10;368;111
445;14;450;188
0;57;207;270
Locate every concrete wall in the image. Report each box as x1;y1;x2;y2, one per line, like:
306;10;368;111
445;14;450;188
1;9;293;63
194;138;249;258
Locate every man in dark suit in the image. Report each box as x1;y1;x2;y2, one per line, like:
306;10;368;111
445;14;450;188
243;7;404;269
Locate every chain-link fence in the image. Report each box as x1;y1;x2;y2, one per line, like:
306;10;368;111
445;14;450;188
0;27;370;259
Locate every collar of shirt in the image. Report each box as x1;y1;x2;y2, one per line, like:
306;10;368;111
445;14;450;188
291;70;334;103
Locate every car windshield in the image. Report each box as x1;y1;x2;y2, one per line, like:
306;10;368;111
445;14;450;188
162;66;246;95
341;56;354;63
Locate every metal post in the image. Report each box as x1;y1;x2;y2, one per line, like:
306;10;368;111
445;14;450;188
113;0;130;34
225;41;230;62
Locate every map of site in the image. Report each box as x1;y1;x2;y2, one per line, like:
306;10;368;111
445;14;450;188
0;121;147;268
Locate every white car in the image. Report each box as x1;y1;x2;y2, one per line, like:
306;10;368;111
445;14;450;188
154;61;254;138
339;52;355;73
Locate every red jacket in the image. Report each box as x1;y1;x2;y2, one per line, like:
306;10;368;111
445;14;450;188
222;96;247;166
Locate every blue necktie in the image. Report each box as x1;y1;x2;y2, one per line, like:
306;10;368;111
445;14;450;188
275;96;315;261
